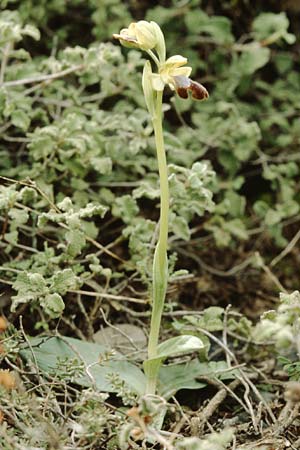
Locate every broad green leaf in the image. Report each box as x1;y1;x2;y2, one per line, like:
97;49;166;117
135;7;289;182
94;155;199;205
159;359;237;398
144;335;203;394
159;360;206;398
20;336;147;395
157;335;204;360
21;337;233;399
0;185;18;210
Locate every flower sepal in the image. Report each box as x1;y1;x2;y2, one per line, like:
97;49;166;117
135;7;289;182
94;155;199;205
142;61;156;118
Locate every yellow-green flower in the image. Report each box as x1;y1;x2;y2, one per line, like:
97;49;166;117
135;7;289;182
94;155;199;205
151;55;191;90
151;55;209;100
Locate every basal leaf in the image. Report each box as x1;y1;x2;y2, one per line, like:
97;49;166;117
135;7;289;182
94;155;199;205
20;336;147;395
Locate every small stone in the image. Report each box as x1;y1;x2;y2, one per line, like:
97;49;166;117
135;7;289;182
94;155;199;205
284;381;300;403
0;370;16;390
0;316;7;333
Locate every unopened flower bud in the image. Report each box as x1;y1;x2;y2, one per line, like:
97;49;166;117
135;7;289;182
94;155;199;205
113;23;140;49
134;21;157;50
113;21;166;59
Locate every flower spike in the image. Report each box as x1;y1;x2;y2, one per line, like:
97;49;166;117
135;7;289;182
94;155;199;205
113;20;209;396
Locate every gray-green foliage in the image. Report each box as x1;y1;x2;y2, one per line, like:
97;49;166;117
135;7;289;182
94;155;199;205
11;269;79;317
0;4;298;324
176;429;233;450
254;291;300;351
0;4;299;448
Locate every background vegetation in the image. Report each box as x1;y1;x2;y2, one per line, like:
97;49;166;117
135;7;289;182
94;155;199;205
0;1;299;449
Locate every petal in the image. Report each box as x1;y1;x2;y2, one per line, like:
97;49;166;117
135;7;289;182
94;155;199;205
160;71;172;85
113;32;139;48
151;74;165;91
171;66;192;77
127;23;137;36
165;55;188;68
113;25;140;48
173;75;191;89
135;21;157;49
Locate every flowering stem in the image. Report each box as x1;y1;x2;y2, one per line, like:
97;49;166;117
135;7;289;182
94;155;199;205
146;89;169;395
146;49;160;67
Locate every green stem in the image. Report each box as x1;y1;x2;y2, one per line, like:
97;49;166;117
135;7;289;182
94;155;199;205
146;90;169;394
146;49;160;67
153;91;169;262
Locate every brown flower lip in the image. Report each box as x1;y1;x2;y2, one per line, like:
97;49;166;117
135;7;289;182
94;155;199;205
173;75;209;100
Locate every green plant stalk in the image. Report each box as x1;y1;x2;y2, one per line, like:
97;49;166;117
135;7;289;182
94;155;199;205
146;89;169;395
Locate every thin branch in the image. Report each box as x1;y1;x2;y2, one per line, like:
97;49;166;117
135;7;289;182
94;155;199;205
2;64;84;87
69;288;148;304
0;42;12;84
270;228;300;268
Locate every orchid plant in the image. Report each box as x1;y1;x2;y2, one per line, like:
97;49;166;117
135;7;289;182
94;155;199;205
114;21;208;395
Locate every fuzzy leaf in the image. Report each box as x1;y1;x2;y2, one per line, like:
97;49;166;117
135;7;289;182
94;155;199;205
41;293;65;318
11;272;48;311
49;269;78;295
237;46;270;75
253;12;295;44
11;110;30;131
112;195;139;223
65;229;86;256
